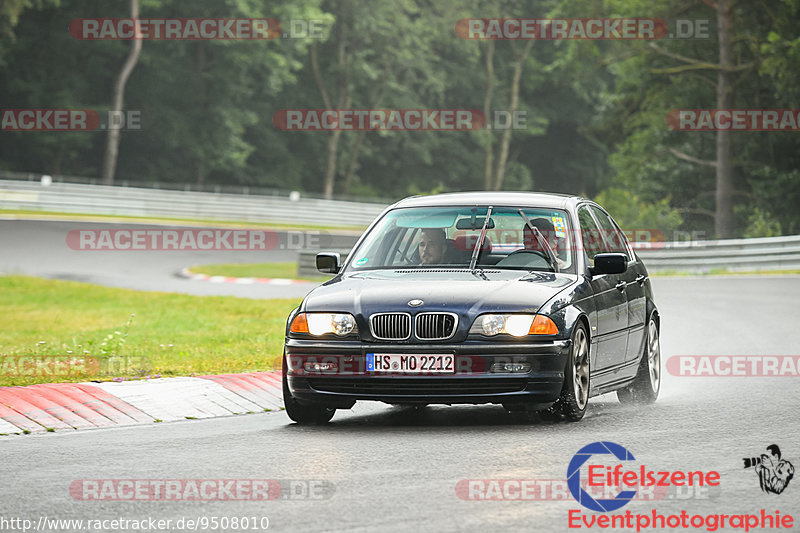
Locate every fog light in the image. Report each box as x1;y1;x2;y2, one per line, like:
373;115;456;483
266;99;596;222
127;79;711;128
491;362;531;373
304;362;338;372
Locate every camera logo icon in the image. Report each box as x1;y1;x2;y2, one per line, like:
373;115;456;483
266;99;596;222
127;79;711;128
567;441;637;512
743;445;794;495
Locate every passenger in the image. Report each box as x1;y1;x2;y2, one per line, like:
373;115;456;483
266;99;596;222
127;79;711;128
523;218;567;269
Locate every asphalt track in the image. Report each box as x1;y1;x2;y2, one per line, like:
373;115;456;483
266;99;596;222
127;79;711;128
1;219;800;532
0;219;357;298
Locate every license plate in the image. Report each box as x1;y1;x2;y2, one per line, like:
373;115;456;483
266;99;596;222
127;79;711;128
366;353;454;374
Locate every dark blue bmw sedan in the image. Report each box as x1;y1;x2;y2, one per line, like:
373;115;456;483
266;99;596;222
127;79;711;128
282;192;661;423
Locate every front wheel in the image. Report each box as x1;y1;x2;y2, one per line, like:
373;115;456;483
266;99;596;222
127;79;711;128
282;358;335;424
543;323;590;422
617;317;661;405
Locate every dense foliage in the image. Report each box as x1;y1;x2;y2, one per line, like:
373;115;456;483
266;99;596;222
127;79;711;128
1;0;798;237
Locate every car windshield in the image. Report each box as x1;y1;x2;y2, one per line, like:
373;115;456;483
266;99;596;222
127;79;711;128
345;206;575;274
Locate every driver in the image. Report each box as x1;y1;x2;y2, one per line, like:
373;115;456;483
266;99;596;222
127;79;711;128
418;228;448;264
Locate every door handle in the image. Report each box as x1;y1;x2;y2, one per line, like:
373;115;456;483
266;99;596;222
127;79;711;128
615;281;626;292
635;275;646;286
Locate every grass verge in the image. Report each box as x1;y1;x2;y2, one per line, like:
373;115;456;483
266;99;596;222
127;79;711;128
188;262;331;282
0;276;300;386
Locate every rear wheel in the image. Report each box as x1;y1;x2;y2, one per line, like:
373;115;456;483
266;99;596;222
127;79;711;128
543;323;590;422
617;317;660;405
282;357;335;424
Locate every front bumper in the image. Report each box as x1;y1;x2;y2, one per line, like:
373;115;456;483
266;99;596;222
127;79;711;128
284;338;571;407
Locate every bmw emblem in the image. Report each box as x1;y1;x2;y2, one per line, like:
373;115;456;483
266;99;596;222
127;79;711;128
408;299;423;307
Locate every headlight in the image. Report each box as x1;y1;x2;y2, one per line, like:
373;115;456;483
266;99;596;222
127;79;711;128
481;314;507;336
290;312;356;336
471;314;558;337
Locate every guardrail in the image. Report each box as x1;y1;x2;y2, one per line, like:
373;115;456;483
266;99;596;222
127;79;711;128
633;235;800;272
0;170;397;204
0;178;388;228
297;235;800;276
2;176;797;274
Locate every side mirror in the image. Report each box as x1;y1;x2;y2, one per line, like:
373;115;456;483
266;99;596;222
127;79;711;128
316;252;341;274
589;253;627;275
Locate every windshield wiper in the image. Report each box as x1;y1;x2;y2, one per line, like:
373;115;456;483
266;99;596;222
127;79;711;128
470;269;489;281
469;206;493;271
518;209;559;273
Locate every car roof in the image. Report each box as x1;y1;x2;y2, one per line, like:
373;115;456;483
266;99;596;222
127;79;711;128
391;191;585;210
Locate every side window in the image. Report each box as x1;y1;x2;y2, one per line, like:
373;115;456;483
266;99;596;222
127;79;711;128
577;206;609;266
589;206;630;260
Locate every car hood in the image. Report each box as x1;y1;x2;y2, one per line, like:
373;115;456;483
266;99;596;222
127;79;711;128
302;269;576;317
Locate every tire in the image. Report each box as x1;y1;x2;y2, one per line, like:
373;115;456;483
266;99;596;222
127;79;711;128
617;316;661;405
282;357;335;424
543;322;590;422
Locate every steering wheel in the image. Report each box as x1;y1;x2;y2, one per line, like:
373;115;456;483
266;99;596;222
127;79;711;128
496;249;555;271
505;249;550;262
394;247;415;266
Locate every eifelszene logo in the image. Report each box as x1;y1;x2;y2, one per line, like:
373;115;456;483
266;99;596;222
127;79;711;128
567;441;720;512
744;445;794;495
566;442;796;532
